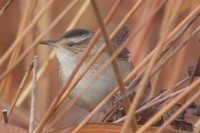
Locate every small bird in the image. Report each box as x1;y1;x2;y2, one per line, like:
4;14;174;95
40;26;133;111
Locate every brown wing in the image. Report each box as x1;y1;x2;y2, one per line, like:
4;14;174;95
112;26;130;60
112;26;133;69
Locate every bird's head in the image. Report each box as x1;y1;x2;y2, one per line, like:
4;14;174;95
40;29;94;53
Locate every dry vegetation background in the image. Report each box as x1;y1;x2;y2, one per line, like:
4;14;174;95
0;0;200;133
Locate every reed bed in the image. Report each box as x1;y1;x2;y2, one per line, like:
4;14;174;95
0;0;199;133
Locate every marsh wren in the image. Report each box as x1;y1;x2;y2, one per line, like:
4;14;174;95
40;26;133;111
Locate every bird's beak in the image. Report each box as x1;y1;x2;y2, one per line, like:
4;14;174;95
39;39;58;46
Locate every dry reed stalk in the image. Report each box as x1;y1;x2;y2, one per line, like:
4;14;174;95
29;56;38;133
2;109;8;123
50;0;122;126
35;0;52;115
135;24;200;132
17;0;90;107
73;3;200;133
121;2;172;131
0;0;15;16
160;0;173;35
156;57;200;132
148;0;184;100
148;26;198;83
166;28;192;89
167;2;199;90
0;0;79;82
116;89;185;125
0;0;37;99
156;87;200;132
3;56;52;131
91;0;130;113
131;3;200;82
151;0;184;97
160;0;188;88
131;0;159;64
136;24;200;133
0;0;56;70
7;61;33;120
137;79;200;133
0;98;42;128
67;0;90;30
127;10;200;99
17;52;55;106
114;76;191;123
161;0;184;36
149;76;190;104
152;24;199;91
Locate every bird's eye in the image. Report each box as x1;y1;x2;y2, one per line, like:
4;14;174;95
68;42;74;47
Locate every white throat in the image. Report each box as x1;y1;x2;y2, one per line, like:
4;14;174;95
55;48;78;82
